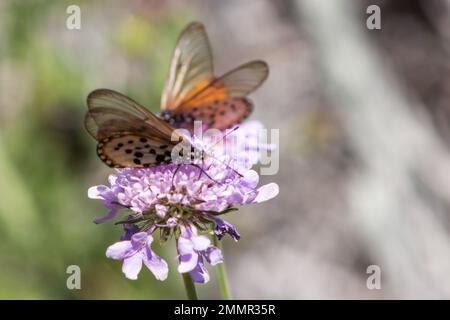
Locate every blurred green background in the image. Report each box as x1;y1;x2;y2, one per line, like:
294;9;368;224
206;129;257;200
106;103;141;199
0;0;205;299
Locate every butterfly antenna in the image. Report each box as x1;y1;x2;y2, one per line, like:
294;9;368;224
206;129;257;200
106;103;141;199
205;126;240;153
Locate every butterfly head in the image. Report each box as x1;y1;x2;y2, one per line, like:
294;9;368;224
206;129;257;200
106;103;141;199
160;110;195;129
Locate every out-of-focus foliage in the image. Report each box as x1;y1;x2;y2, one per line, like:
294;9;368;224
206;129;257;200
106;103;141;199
0;0;202;299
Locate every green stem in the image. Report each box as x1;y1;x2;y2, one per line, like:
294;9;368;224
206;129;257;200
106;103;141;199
181;272;198;300
213;236;233;299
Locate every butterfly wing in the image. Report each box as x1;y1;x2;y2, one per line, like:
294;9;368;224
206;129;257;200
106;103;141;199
95;132;176;168
160;22;268;129
177;60;269;108
86;89;183;168
169;61;268;130
161;22;214;111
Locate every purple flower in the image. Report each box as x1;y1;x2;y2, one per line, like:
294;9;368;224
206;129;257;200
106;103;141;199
88;126;279;284
88;177;123;224
106;232;168;281
88;160;279;224
213;217;240;241
177;224;223;283
166;217;178;228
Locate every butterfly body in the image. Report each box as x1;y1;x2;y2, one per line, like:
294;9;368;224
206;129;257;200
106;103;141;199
159;110;195;129
85;22;268;169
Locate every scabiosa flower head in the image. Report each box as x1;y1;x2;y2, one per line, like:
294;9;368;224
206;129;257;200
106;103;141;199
89;137;278;282
88;160;278;225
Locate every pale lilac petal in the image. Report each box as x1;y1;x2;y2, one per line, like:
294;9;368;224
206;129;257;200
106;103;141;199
189;258;210;283
106;241;133;260
180;224;194;238
191;235;210;251
130;232;149;248
177;236;194;256
205;246;223;266
167;217;178;228
155;204;168;218
241;170;259;189
122;253;143;280
253;183;279;203
87;185;108;199
178;253;199;273
143;246;168;281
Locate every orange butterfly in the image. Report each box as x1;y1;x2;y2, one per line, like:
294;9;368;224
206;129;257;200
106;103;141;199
85;22;268;169
159;22;268;130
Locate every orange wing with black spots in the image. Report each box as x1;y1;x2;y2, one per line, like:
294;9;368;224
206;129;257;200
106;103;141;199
174;98;253;130
160;22;268;130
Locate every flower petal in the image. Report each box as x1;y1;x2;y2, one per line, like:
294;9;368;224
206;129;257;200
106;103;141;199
214;218;241;241
242;170;259;189
189;258;210;283
130;232;149;248
122;253;143;280
87;185;108;199
106;241;133;260
143;246;168;281
253;183;279;203
192;235;211;251
177;236;194;256
155;204;168;218
205;246;223;266
177;252;199;273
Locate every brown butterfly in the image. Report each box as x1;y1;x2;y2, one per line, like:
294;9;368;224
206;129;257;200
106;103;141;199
85;22;268;169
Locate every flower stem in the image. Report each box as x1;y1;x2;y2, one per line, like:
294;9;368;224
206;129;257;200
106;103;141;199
213;236;233;299
181;272;198;300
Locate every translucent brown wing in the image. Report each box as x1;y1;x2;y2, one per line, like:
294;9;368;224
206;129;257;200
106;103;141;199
160;22;214;111
85;89;183;168
88;89;177;139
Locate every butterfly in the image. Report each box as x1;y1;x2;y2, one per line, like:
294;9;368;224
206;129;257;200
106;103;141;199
159;21;268;130
85;22;268;169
